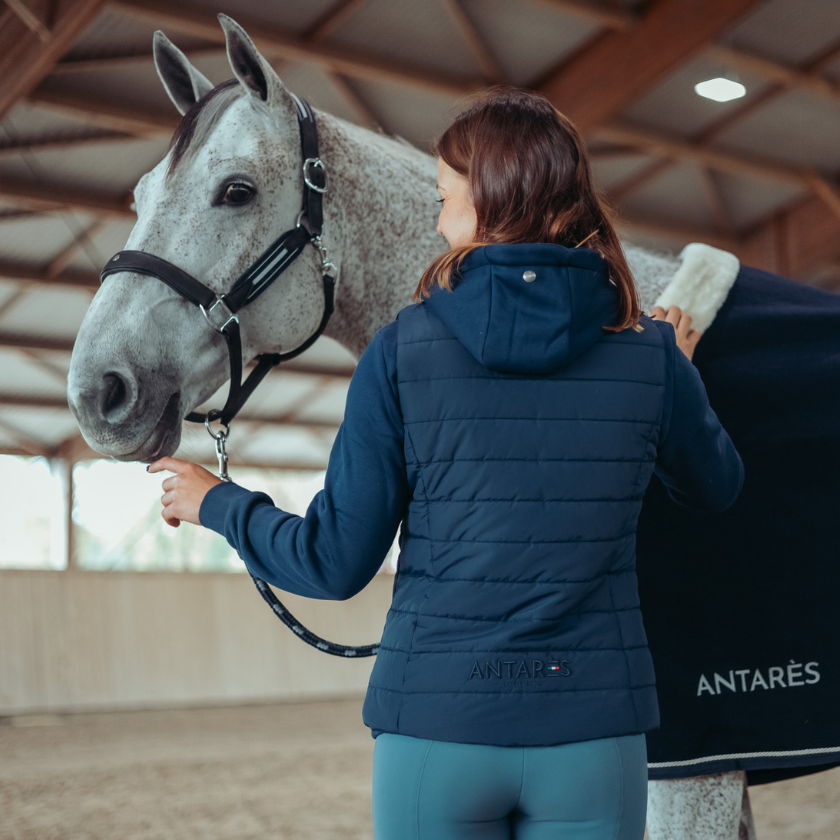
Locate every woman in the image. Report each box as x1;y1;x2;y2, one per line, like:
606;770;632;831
150;87;743;839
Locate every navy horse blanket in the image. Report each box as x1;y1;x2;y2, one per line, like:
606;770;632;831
637;264;840;783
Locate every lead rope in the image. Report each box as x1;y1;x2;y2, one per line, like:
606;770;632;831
200;99;379;657
207;420;379;658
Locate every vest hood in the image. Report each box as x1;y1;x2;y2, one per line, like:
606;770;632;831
424;242;619;374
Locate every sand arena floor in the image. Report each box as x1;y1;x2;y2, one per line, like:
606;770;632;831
0;698;837;839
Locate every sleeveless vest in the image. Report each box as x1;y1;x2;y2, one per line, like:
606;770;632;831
362;245;666;746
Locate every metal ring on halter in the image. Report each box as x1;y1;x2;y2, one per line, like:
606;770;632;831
302;157;328;193
204;411;230;441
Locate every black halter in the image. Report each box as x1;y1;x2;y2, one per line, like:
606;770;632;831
100;92;337;431
100;92;379;659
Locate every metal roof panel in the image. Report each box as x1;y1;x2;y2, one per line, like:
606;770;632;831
590;151;658;192
0;136;169;193
711;168;806;229
65;5;220;61
712;88;840;173
0;286;94;339
620;53;773;138
459;0;603;87
722;0;840;66
323;0;482;79
0;214;95;264
0;407;79;447
619;162;717;230
0;349;71;396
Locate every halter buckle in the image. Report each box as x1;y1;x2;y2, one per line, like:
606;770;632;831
200;296;238;334
302;157;328;194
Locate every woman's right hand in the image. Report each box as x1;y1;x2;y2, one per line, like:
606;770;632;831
650;305;702;361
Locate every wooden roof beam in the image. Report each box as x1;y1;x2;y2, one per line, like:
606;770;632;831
0;442;330;470
0;175;135;218
0;260;100;290
323;71;385;133
0;415;51;457
42;59;388;139
0;392;343;429
110;0;484;98
0;445;55;459
295;0;384;134
3;0;50;41
300;0;365;43
0;288;29;321
806;173;840;224
707;44;840;105
537;0;762;133
600;124;840;262
0;332;79;353
608;157;674;203
45;219;108;279
27;86;177;135
0;0;106;121
598;122;808;187
537;0;637;31
0;332;356;378
14;347;70;384
52;44;223;74
617;216;739;253
698;166;735;238
443;0;508;85
0;430;331;471
739;193;840;280
0;130;134;158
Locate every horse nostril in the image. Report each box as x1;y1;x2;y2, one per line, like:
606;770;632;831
100;372;129;419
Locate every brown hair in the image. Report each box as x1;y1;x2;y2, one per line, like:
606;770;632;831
414;86;641;333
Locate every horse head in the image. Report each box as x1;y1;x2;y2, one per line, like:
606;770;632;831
67;16;341;462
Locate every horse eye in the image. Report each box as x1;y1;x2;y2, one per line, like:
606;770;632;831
222;183;254;206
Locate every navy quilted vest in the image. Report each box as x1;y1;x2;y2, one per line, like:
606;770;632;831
362;242;663;747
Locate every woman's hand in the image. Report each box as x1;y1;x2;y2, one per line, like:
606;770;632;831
148;457;223;527
650;305;702;361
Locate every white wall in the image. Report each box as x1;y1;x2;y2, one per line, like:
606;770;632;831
0;570;392;715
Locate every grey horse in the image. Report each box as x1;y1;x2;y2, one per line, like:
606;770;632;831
66;16;748;839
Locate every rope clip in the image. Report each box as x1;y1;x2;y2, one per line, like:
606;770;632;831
205;412;232;482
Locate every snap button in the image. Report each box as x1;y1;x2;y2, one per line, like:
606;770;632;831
522;270;536;283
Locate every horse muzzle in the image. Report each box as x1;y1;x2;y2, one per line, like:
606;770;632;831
67;364;183;460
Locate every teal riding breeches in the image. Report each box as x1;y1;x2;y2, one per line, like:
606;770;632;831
372;732;647;840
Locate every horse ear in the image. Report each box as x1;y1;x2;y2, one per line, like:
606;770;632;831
153;31;214;115
218;14;286;104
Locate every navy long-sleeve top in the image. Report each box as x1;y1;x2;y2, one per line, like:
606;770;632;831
199;245;743;603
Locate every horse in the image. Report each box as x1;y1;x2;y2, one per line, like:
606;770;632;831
69;15;826;840
65;16;709;463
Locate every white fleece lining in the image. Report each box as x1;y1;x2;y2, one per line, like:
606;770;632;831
652;243;740;333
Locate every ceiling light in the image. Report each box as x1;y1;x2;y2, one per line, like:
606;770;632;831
694;77;746;102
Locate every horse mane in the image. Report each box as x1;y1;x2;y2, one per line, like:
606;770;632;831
167;79;243;176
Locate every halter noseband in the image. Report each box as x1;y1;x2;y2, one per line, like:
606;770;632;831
100;92;337;435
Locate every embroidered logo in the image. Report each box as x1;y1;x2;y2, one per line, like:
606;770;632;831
469;657;571;687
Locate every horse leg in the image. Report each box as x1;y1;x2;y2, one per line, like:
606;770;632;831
647;771;751;840
738;780;756;840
